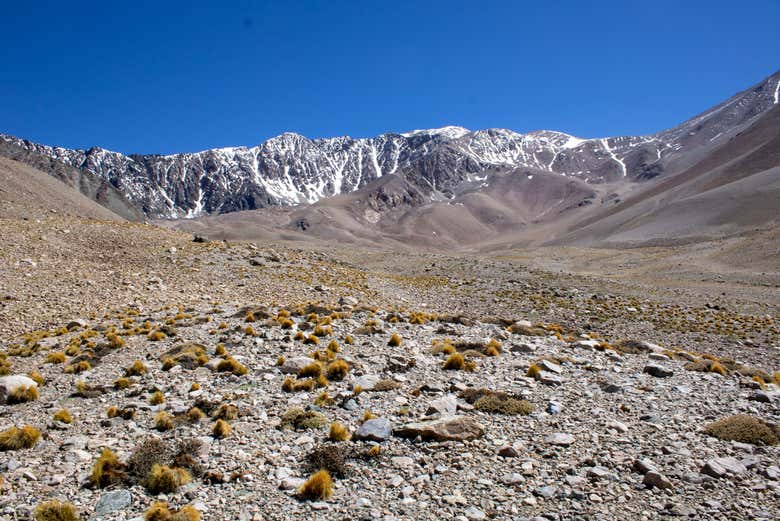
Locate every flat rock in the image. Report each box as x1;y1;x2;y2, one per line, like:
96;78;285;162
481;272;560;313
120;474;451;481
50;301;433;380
545;432;575;446
354;418;393;441
353;374;381;391
425;394;458;416
702;457;747;478
95;489;132;515
643;364;673;378
643;471;674;489
394;415;484;442
280;357;314;374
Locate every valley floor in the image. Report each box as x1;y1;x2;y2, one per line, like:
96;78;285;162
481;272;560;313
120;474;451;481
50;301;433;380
0;216;778;520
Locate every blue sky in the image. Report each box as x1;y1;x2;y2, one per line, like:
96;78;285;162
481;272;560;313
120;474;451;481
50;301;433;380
1;1;778;154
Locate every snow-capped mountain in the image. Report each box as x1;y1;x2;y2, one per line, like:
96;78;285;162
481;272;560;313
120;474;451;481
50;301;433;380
2;70;778;219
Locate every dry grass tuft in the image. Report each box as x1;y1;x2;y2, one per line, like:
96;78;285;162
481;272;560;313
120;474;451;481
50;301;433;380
28;370;45;386
212;419;231;439
8;384;38;404
155;412;175;432
0;425;41;451
279;408;327;430
45;352;67;364
33;500;80;521
326;360;349;381
149;391;165;405
113;377;131;390
125;360;148;376
297;469;333;500
144;502;201;521
388;333;402;347
217;356;249;376
328;422;350;442
54;409;74;424
144;464;192;494
90;448;127;488
703;415;779;445
298;362;323;378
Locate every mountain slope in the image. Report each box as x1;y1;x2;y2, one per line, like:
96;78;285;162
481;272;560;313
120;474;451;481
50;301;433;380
0;157;125;221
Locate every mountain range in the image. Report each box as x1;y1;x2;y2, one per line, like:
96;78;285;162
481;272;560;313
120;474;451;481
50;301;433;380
1;69;779;249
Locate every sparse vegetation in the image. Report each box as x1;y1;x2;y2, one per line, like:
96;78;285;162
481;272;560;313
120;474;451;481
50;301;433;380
144;464;192;494
328;422;350;441
279;408;327;430
326;359;349;380
0;425;41;451
703;415;779;445
150;390;165;405
212;419;231;438
46;351;67;364
125;360;148;376
217;356;249;376
8;384;38;404
90;448;126;488
388;333;402;347
155;411;174;431
54;409;74;424
144;502;201;521
297;469;333;500
33;500;80;521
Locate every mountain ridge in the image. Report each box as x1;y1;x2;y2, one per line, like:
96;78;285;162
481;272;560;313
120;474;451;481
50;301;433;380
1;69;778;220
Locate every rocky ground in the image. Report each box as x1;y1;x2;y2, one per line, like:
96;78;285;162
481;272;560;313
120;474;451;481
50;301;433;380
0;217;778;520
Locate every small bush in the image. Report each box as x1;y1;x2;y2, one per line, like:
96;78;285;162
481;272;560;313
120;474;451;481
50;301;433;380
314;391;335;407
90;448;127;488
128;438;170;479
150;391;165;405
297;469;333;500
328;422;350;442
217;357;249;376
125;360;148;377
33;500;80;521
215;343;227;356
282;377;316;392
473;393;533;415
307;444;348;477
54;409;73;424
526;363;542;379
703;415;779;445
0;425;41;451
148;330;167;341
344;335;354;345
212;419;231;439
279;408;327;430
388;333;402;347
113;377;131;390
326;360;349;381
64;361;91;374
144;464;192;494
443;353;465;370
8;384;38;404
155;412;174;432
213;404;238;421
46;352;67;364
299;362;323;378
303;334;319;345
185;407;205;423
144;502;201;521
29;370;45;386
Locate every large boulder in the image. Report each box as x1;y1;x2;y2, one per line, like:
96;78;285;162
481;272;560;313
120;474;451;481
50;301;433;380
354;418;393;442
394;415;484;442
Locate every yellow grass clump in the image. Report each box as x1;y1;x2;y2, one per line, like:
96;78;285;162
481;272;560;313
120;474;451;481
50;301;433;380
0;425;41;451
297;469;333;500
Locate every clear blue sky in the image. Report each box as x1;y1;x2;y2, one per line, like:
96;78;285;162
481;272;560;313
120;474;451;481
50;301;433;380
1;1;778;154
